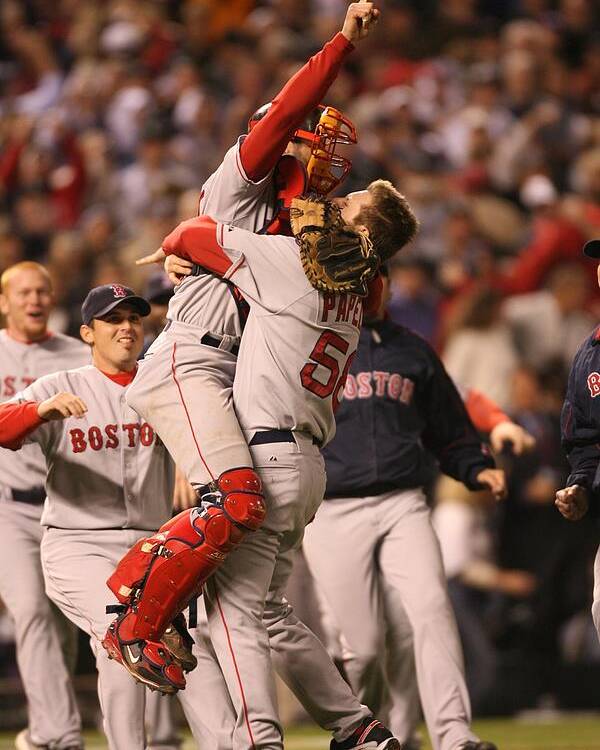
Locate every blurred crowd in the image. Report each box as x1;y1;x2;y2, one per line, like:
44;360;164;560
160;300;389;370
1;0;600;718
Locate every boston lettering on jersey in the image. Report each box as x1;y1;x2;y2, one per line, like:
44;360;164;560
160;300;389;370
344;371;415;404
69;422;159;453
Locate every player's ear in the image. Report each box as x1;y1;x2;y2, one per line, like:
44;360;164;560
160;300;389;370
80;323;94;346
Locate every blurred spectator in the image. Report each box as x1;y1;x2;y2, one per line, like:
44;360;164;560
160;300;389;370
502;262;595;370
443;286;519;410
387;257;440;342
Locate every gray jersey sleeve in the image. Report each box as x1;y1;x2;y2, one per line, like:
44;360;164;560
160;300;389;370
199;137;274;224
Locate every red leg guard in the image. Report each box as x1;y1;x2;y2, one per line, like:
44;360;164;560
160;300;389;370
106;468;266;641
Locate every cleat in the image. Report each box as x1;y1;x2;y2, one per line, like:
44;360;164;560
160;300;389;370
161;613;197;673
102;614;185;694
331;717;402;750
460;744;497;750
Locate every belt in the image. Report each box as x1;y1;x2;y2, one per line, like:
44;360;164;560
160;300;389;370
200;333;240;357
249;429;321;447
11;486;46;505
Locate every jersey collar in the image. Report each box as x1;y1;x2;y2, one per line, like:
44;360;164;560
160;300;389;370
99;366;138;386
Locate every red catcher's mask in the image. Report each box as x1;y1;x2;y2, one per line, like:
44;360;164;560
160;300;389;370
305;106;357;195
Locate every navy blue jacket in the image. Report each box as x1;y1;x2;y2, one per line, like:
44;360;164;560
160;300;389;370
323;318;494;498
561;326;600;499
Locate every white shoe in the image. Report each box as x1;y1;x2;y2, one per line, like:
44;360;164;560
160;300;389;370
15;730;48;750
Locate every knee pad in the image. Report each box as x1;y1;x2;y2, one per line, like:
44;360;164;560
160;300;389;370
107;467;266;641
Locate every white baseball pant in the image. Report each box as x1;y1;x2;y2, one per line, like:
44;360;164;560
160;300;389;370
41;527;233;750
126;324;252;490
202;434;370;750
0;501;82;748
303;488;478;750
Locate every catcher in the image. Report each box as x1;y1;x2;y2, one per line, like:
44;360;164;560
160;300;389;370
103;184;418;750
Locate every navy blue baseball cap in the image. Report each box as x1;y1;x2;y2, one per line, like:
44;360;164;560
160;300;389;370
583;239;600;259
81;284;151;325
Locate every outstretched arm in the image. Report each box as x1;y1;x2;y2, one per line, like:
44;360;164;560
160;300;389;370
0;394;87;450
240;2;378;180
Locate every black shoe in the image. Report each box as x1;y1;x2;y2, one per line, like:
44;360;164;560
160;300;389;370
330;718;402;750
460;742;498;750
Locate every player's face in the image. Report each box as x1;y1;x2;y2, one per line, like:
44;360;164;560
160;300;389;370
85;304;144;372
0;269;53;342
332;190;373;225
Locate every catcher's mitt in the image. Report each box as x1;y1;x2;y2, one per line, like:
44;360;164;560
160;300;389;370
290;196;379;295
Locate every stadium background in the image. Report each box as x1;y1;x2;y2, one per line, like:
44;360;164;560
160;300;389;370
0;0;599;746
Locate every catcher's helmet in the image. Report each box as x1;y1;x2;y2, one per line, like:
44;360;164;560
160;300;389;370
248;103;326;144
248;103;357;195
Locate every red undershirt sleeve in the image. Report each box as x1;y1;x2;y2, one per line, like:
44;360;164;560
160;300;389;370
162;216;232;276
464;389;510;433
240;33;354;181
0;401;45;450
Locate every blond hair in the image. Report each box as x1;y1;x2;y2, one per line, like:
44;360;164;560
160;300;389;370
1;262;52;294
354;180;419;263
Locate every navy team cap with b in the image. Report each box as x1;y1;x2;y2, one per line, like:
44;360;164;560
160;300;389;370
81;284;151;326
583;239;600;258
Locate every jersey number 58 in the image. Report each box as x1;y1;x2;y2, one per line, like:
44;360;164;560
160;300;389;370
300;330;356;411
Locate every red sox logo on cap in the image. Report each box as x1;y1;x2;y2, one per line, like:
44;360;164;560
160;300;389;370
111;284;128;298
587;372;600;398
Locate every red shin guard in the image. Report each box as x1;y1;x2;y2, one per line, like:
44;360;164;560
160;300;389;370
107;467;266;641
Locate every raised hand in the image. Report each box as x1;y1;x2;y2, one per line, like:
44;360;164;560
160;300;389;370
341;2;380;43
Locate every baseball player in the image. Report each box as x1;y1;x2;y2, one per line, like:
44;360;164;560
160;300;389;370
302;268;504;750
119;181;418;750
0;261;89;750
557;239;600;642
103;4;398;744
0;284;235;750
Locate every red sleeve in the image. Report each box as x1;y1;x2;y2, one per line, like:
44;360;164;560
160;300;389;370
240;33;354;182
464;389;509;433
162;216;233;276
493;219;585;295
0;401;45;450
363;274;383;318
51;133;86;228
0;141;25;191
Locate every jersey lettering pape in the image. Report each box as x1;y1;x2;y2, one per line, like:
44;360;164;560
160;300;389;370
15;366;174;530
166;138;275;337
189;223;363;446
0;331;89;497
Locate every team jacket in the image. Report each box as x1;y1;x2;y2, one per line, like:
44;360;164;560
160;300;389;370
323;318;495;498
561;325;600;501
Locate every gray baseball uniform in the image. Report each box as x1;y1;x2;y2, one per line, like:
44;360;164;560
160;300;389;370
170;221;370;749
10;365;229;750
127;139;373;745
0;329;88;749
